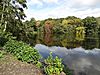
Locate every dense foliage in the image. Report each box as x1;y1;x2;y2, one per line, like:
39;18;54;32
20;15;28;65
44;52;64;75
0;0;26;48
82;17;98;36
0;51;4;58
4;40;41;64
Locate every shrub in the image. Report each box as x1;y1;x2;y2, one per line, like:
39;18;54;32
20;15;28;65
0;52;3;58
0;37;8;47
0;51;5;58
0;31;16;47
4;40;41;64
44;52;64;75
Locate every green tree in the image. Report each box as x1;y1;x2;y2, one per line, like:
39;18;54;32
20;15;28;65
0;0;27;33
64;16;83;26
0;0;27;46
96;17;100;34
82;16;98;36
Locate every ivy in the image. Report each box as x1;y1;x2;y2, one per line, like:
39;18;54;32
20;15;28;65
4;40;41;64
44;52;64;75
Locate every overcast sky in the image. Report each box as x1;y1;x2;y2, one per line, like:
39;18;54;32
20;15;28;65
25;0;100;20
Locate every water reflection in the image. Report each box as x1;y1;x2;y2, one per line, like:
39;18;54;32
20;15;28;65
32;30;100;75
35;44;100;75
44;33;53;45
83;37;100;49
33;33;100;49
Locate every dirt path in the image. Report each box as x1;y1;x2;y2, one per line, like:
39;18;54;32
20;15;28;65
0;53;43;75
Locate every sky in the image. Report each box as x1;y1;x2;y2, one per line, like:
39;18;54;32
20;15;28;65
25;0;100;20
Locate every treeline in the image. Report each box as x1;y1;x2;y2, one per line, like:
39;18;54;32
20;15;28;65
22;16;100;38
23;16;100;35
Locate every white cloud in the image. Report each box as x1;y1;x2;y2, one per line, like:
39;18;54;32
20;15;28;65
25;7;100;20
25;0;100;20
75;8;100;18
70;0;100;7
27;0;100;6
27;0;59;6
27;0;43;6
43;0;59;3
78;0;99;5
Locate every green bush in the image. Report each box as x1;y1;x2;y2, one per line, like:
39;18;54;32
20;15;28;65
0;52;3;58
0;37;8;47
0;51;5;58
44;52;64;75
4;40;41;64
0;31;16;47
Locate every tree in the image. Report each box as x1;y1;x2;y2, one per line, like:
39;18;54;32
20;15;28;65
96;17;100;34
44;20;53;34
65;16;83;26
0;0;27;43
82;16;98;35
0;0;27;32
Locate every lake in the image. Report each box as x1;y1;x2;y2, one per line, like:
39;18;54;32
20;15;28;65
33;33;100;75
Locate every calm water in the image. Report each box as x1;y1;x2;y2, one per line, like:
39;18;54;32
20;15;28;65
33;33;100;75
